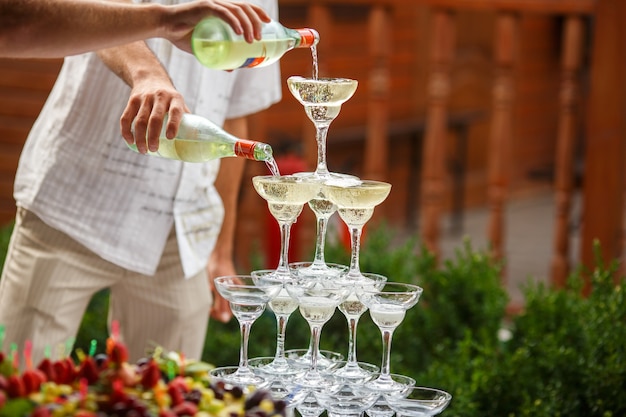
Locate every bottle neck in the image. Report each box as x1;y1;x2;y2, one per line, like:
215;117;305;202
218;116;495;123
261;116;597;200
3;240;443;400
295;28;320;48
234;139;272;161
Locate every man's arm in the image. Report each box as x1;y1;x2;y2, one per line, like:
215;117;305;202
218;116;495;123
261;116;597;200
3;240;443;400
206;117;248;322
0;0;269;59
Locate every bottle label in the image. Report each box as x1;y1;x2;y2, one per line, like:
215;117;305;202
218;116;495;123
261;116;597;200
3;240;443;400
240;57;268;68
234;139;257;159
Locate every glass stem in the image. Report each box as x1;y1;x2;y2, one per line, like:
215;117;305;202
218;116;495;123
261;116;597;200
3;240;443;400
314;124;330;177
276;221;293;277
239;320;252;369
312;215;328;266
273;313;291;364
309;324;322;372
347;225;363;278
345;315;361;363
380;329;395;378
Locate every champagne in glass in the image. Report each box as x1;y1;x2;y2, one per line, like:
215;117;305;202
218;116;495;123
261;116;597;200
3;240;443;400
325;180;392;280
285;276;350;388
252;175;319;280
287;76;360;279
287;76;358;180
335;273;387;382
357;282;423;392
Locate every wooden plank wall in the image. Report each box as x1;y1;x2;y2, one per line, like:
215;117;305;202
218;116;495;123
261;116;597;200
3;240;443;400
0;59;62;225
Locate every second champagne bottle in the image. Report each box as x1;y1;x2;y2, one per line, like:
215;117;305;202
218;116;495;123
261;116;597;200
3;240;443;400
191;16;319;70
127;113;274;163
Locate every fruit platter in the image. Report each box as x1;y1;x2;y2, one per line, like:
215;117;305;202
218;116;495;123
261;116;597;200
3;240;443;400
0;334;286;417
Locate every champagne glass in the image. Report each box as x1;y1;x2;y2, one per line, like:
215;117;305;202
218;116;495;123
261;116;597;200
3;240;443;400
366;374;416;417
287;76;358;179
287;76;360;279
314;382;380;417
335;272;387;382
285;276;351;388
252;175;319;280
249;269;300;376
288;261;348;368
357;282;423;392
325;180;392;280
210;275;282;386
384;387;452;417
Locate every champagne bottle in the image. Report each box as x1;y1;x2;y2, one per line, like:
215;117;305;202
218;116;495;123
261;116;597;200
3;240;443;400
127;113;273;163
191;16;319;70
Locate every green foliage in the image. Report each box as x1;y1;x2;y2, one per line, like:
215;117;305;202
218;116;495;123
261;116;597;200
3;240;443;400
0;222;13;273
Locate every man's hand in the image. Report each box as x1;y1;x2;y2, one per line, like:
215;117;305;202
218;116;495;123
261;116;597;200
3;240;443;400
164;0;271;53
206;251;235;323
119;72;188;154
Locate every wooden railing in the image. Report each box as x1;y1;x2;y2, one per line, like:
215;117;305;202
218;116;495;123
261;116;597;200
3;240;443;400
416;0;626;286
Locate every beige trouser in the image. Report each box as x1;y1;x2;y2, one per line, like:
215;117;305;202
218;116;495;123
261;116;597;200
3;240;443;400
0;208;212;367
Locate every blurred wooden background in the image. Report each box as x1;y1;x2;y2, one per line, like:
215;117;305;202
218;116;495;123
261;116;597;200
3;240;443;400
0;0;624;291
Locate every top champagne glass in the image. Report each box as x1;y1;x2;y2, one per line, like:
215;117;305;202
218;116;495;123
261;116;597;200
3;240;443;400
287;76;360;279
287;76;358;180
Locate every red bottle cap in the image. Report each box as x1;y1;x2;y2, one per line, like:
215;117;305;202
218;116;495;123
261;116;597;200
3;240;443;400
297;28;320;48
234;139;258;159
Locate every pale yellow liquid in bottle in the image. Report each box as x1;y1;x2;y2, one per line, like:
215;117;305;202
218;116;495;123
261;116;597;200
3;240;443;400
192;38;295;70
155;138;234;163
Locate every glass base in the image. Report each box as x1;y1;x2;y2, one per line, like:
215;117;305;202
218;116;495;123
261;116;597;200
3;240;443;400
289;261;348;280
251;268;294;283
248;356;303;379
285;349;344;371
332;361;379;384
366;373;416;394
209;365;267;388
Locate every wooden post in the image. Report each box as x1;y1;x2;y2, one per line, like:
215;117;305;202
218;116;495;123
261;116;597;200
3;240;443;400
487;11;519;275
551;15;585;288
581;0;626;279
419;8;456;257
364;4;392;182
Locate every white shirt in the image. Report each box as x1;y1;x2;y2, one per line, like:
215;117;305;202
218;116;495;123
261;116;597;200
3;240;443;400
13;0;281;277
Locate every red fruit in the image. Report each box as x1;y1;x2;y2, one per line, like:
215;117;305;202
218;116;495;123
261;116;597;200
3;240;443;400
37;358;57;383
0;390;6;408
109;342;129;366
77;357;100;385
6;375;25;398
169;376;189;393
159;411;178;417
140;359;161;389
171;401;198;416
30;406;52;417
0;374;7;391
52;360;67;384
167;384;185;407
22;369;46;394
63;357;77;383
